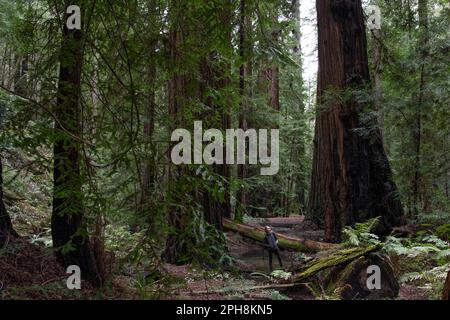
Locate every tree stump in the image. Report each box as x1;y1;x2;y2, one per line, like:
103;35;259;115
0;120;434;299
326;253;399;300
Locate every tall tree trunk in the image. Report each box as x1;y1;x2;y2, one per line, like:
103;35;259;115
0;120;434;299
139;0;158;227
287;0;307;214
371;3;384;142
52;2;104;286
163;0;190;263
259;22;280;113
0;158;18;246
0;66;18;246
13;56;28;95
412;0;429;218
199;54;224;230
308;0;404;242
237;0;252;220
199;0;233;226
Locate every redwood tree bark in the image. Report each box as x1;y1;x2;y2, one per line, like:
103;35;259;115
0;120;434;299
139;0;158;227
309;0;404;242
0;158;18;246
162;0;190;263
237;0;252;220
52;2;104;285
443;270;450;300
412;0;429;217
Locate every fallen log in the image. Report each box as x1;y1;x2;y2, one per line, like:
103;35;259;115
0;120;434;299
292;244;399;299
223;218;337;252
325;252;399;299
292;244;382;283
254;216;306;228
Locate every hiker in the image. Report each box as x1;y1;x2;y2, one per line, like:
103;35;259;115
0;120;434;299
263;226;283;272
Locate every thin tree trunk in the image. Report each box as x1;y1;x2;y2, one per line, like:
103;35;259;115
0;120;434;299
308;0;404;242
268;19;280;113
412;0;429;218
237;0;252;220
52;1;105;286
140;0;157;226
288;0;306;214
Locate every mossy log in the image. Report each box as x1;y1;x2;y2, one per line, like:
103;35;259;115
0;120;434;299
292;244;399;299
223;218;337;253
326;252;399;299
292;244;382;283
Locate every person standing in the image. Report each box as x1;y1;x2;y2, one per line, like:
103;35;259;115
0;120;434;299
264;226;283;272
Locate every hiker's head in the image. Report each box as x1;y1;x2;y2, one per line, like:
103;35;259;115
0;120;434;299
265;226;272;234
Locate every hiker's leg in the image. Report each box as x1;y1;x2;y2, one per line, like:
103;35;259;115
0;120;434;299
268;251;273;272
276;250;283;268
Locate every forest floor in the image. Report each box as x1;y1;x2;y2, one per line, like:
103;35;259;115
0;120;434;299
1;214;437;300
2;148;448;300
164;218;433;300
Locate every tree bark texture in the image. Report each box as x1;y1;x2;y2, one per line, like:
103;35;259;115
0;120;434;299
308;0;404;242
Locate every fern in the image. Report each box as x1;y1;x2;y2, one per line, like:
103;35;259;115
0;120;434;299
383;235;450;265
400;264;450;284
270;270;292;281
341;217;380;247
436;250;450;265
420;235;449;249
269;290;292;300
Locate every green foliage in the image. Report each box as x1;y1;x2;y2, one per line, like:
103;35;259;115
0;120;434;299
399;264;450;299
435;224;450;241
304;283;342;301
341;217;381;247
376;1;450;218
0;0;448;300
268;290;292;300
29;228;52;247
293;252;314;264
178;208;232;267
105;225;143;260
384;235;450;265
270;270;292;281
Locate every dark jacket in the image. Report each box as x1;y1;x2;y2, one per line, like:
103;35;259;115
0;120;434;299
264;232;279;250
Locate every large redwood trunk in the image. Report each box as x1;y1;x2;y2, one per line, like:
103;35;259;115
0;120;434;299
52;1;104;285
443;270;450;300
308;0;404;242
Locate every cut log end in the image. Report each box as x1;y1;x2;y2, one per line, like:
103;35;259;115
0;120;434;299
326;252;399;300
